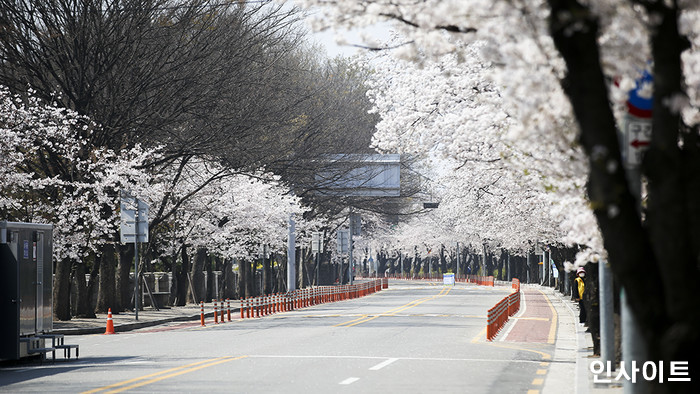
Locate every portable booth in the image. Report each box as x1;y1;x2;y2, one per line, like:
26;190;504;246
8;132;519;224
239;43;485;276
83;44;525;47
0;221;54;361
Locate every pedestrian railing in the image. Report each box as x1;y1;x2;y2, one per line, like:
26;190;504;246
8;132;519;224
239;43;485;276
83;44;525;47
486;278;521;341
202;279;388;323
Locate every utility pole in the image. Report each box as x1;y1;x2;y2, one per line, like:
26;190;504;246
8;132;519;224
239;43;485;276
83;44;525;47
599;259;615;366
287;214;296;292
542;247;548;286
506;253;510;281
526;252;530;283
120;191;148;321
456;243;460;279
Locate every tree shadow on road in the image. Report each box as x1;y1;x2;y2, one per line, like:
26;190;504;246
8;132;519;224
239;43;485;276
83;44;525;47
0;356;136;386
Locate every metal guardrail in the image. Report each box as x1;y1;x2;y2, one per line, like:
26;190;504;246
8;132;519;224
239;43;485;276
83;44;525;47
486;279;521;341
202;279;390;324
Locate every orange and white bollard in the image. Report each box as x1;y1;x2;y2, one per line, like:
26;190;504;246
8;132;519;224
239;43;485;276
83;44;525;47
200;301;206;326
220;299;225;322
227;299;231;322
241;298;245;319
104;308;115;335
214;300;219;324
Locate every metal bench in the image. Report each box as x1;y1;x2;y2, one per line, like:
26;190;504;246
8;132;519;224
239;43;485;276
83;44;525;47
20;337;55;362
38;334;79;359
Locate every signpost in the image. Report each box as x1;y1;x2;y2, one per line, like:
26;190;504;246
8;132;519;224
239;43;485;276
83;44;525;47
336;230;349;254
618;71;653;393
443;273;455;286
311;232;323;285
624;116;652;167
120;191;149;321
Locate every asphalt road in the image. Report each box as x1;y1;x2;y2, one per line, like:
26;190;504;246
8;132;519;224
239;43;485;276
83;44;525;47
0;281;557;393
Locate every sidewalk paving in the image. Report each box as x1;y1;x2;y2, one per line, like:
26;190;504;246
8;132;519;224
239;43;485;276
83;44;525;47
539;286;623;394
52;302;238;335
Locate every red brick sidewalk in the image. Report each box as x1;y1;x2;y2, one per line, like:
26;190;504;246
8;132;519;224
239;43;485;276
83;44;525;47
503;289;556;343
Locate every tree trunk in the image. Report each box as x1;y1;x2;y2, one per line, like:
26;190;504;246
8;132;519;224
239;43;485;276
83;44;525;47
278;254;286;292
248;260;256;296
378;252;387;277
96;243;117;313
169;253;179;306
238;258;248;299
547;0;699;391
189;247;207;303
206;253;215;301
262;254;271;295
175;244;190;306
73;261;95;318
86;257;100;313
296;247;303;287
53;257;72;321
642;3;700;388
116;244;135;312
222;259;236;299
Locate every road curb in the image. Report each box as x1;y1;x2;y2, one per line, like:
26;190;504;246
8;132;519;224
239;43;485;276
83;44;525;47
545;287;590;394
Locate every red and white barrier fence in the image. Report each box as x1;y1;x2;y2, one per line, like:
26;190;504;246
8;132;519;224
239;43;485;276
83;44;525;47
233;278;386;320
486;278;521;341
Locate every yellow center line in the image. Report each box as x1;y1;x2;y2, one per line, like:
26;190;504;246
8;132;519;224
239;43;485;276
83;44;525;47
384;287;450;316
333;314;371;327
81;356;247;394
80;357;230;394
106;356;248;393
538;290;558;344
471;327;487;343
335;290;443;327
336;287;452;327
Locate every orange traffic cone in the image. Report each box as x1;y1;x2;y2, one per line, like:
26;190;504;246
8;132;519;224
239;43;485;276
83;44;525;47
104;308;115;335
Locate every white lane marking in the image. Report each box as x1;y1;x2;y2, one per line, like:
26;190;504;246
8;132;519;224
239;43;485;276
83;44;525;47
339;377;360;385
369;358;398;370
248;355;543;364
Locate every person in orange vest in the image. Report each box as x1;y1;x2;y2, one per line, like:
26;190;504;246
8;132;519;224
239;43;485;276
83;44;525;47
574;267;587;325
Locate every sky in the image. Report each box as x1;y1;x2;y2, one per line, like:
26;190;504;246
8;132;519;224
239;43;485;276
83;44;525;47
311;25;394;58
280;1;395;58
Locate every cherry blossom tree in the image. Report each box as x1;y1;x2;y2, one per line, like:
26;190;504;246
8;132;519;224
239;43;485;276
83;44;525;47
296;0;700;388
0;86;158;318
